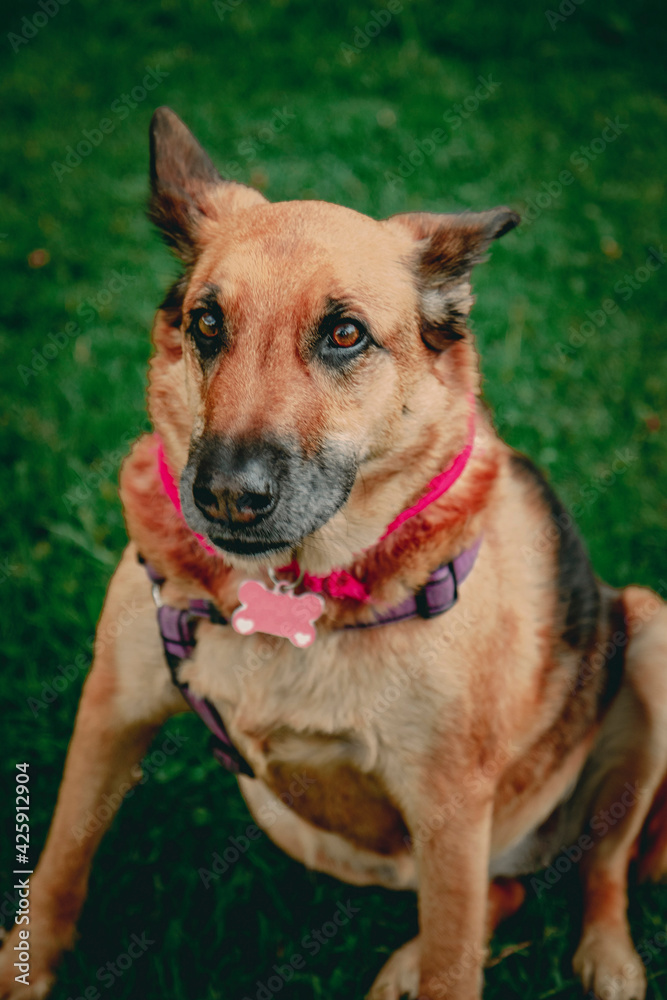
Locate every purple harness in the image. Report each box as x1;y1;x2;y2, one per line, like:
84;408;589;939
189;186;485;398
143;538;481;778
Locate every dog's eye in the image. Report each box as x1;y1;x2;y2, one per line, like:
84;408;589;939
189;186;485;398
316;316;373;368
329;323;363;349
197;313;219;338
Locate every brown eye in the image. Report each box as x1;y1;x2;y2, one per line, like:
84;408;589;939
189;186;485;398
330;322;362;348
198;313;218;338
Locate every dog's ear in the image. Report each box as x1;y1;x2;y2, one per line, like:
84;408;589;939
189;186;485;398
385;208;519;349
148;106;266;262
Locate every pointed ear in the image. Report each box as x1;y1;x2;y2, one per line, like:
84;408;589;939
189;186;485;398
148;107;266;263
385;208;519;349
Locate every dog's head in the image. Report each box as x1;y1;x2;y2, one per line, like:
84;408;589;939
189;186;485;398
147;107;518;571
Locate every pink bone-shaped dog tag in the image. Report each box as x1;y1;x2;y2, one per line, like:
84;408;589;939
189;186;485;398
231;580;324;648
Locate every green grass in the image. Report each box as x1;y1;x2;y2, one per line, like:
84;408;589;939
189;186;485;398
1;0;666;997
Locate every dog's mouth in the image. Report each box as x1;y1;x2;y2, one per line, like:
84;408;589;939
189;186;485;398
206;535;294;557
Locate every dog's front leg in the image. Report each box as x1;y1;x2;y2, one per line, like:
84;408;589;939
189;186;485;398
415;789;494;1000
0;667;164;999
0;551;181;999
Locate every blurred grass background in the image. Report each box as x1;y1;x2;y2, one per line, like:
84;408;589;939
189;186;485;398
1;0;666;997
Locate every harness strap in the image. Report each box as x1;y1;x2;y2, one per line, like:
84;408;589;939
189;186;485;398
141;538;481;777
347;537;481;628
141;558;254;777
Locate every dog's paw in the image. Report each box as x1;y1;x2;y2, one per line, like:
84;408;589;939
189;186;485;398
0;956;54;1000
368;936;420;1000
0;924;65;1000
573;925;647;1000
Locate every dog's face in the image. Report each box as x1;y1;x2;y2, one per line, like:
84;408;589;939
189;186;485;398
148;108;518;568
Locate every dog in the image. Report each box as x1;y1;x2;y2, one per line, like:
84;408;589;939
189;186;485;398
1;105;666;1000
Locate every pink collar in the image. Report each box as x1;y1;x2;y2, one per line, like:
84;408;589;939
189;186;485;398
155;408;475;602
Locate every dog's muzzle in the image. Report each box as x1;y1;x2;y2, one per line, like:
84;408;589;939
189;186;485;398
179;434;356;558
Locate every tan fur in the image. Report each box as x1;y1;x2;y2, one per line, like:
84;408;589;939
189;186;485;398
2;109;666;1000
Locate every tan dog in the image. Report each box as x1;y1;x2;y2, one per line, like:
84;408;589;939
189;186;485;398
2;106;666;1000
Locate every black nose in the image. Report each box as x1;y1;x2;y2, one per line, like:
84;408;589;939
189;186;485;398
193;454;278;527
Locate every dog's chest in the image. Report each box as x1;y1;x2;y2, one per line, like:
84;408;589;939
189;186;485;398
177;617;453;845
180;620;425;755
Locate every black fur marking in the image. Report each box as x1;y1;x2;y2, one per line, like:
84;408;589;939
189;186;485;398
159;274;188;328
510;453;600;653
147;108;222;262
596;587;627;711
493;212;521;239
193;283;223;311
392;208;520;352
420;311;467;349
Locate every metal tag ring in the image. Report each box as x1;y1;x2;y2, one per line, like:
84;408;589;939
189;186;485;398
268;565;305;592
